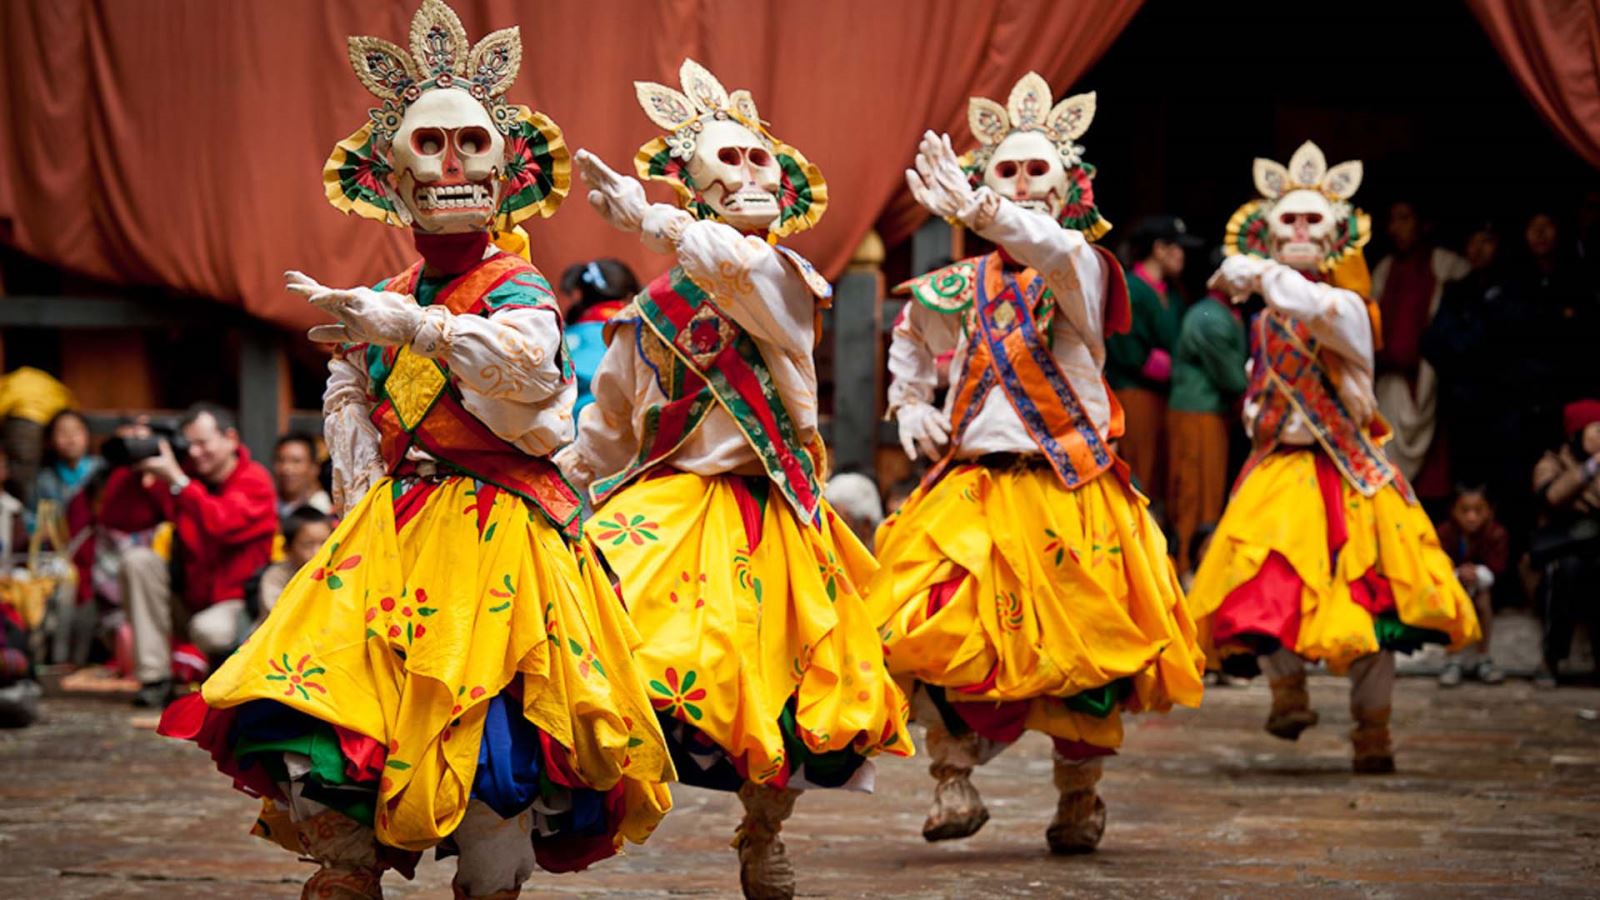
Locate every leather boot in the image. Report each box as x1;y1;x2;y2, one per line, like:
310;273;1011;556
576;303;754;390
1045;757;1106;855
734;781;799;900
921;721;990;841
1265;671;1320;740
1350;705;1395;774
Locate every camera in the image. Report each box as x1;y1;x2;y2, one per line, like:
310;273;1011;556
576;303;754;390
102;421;190;468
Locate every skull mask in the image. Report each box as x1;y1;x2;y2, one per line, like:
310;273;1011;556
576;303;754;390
390;89;506;234
687;118;782;232
983;130;1068;219
1251;142;1363;273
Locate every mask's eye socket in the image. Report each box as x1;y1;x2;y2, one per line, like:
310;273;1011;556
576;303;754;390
717;147;743;165
1025;160;1050;177
455;127;491;156
1305;212;1324;224
746;147;772;167
412;128;446;156
995;160;1019;179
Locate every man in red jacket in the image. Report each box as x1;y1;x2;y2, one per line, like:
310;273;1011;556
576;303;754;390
100;404;276;707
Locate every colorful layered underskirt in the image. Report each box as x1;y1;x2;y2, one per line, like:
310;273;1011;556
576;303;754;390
869;459;1204;756
159;475;674;872
1188;449;1480;676
587;470;912;792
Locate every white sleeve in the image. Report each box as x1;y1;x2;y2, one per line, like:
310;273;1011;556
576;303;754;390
963;188;1106;347
1257;262;1373;364
886;300;961;415
411;305;568;404
322;353;386;515
561;323;643;488
675;219;814;355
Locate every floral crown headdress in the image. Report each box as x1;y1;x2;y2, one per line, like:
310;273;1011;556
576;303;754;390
322;0;570;230
632;59;827;239
1224;140;1370;273
961;72;1109;239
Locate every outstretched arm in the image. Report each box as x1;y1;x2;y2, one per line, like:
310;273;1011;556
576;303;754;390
906;131;1106;345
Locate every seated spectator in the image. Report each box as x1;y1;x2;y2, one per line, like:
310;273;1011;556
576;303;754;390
1436;485;1508;686
33;410;107;665
0;447;24;563
247;506;333;630
1529;399;1600;688
824;472;885;546
0;366;75;507
560;258;640;415
99;403;276;708
271;432;331;518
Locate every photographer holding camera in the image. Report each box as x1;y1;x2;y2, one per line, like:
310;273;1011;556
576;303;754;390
99;403;276;707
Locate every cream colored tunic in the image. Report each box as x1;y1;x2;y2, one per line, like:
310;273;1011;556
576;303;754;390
886;189;1111;458
560;208;827;488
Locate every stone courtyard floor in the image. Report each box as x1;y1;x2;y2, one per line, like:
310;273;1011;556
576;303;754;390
2;673;1597;898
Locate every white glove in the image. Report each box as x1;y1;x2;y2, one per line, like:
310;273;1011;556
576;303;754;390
639;204;694;254
575;149;648;234
552;444;594;492
905;130;974;220
1207;254;1274;303
288;271;423;346
896;402;952;461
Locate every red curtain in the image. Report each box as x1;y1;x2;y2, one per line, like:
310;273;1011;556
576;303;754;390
0;0;1139;330
1468;0;1600;168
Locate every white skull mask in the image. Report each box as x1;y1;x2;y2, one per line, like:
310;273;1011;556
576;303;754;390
1251;142;1364;272
687;118;782;231
390;89;505;233
1269;188;1338;271
983;130;1068;219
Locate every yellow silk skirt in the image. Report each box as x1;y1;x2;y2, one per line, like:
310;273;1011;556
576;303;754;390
588;471;912;786
869;461;1204;752
1188;449;1480;673
200;476;674;852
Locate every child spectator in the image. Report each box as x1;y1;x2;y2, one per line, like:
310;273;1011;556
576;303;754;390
560;258;641;415
271;432;331;519
33;410;106;665
247;506;333;628
1435;486;1508;686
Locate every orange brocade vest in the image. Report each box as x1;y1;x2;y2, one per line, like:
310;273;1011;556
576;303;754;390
899;250;1132;492
1240;309;1410;502
357;254;582;538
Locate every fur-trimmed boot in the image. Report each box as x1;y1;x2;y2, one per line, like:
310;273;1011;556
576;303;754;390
294;810;384;900
1265;671;1320;740
734;781;800;900
921;721;991;842
1045;757;1106;855
1350;705;1395;774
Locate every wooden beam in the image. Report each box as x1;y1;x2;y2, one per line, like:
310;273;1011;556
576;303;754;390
238;327;285;461
830;231;885;475
0;295;252;328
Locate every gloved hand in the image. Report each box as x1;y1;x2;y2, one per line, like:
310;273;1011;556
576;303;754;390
287;271;423;346
896;402;952;461
1207;254;1274;303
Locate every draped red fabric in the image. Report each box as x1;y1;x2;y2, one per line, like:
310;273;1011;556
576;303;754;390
0;0;1139;330
1467;0;1600;168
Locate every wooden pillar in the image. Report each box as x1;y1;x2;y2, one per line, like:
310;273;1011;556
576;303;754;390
830;230;885;475
238;326;286;460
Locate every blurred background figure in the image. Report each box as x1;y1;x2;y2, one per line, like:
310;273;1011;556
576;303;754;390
270;432;330;518
1167;250;1247;575
824;472;885;546
1435;485;1507;687
0;367;75;508
1372;199;1468;512
1108;215;1200;515
245;505;332;633
1529;399;1600;688
33;410;105;666
560;258;640;415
